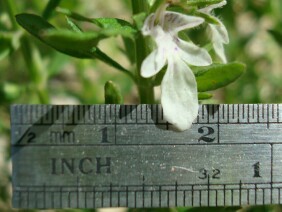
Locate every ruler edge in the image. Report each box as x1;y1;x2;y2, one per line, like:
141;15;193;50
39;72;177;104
10;104;282;126
10;103;282;208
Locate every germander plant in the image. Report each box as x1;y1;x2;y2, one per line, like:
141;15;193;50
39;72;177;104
16;0;245;131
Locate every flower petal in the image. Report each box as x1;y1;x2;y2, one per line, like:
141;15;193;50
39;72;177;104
141;48;167;78
161;56;199;131
209;23;229;63
176;39;212;66
142;13;156;36
209;21;229;44
213;40;227;63
164;12;204;33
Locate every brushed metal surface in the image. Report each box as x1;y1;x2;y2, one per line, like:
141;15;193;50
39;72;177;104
11;104;282;208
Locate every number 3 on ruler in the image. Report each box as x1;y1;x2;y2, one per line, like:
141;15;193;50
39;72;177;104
199;168;221;180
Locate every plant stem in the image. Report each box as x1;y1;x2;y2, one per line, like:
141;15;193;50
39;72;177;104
4;0;50;104
20;36;50;103
94;48;137;82
131;0;155;104
5;0;18;30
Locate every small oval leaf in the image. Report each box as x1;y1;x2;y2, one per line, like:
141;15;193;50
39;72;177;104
42;30;102;58
104;81;123;104
57;8;137;38
132;12;147;30
16;13;103;58
93;18;137;38
186;0;223;7
16;13;133;77
198;92;213;100
196;62;246;92
0;82;22;103
16;13;55;38
195;11;221;25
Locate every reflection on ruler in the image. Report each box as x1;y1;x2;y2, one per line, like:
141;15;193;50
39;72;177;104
11;104;282;208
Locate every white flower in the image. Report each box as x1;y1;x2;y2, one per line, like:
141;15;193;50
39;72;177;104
199;0;229;63
141;4;212;131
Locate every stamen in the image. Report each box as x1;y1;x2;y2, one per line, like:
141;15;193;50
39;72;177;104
150;15;156;31
155;3;169;28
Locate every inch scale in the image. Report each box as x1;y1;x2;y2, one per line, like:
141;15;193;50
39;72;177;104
11;104;282;209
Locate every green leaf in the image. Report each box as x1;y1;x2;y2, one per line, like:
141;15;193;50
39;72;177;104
168;0;222;15
16;13;56;39
16;13;102;58
195;11;221;25
104;81;123;104
41;30;103;58
133;12;147;30
93;18;137;38
196;62;246;92
186;0;223;7
57;8;137;38
168;4;220;25
42;0;62;20
16;13;135;80
198;92;213;100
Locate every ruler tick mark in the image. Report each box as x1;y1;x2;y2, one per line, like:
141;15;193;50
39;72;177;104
167;191;169;207
117;190;120;207
199;190;202;206
183;190;186;206
175;181;178;207
223;184;226;205
255;183;257;204
231;189;234;206
279;188;281;204
239;181;242;205
159;185;161;207
207;176;210;207
110;183;112;207
126;186;128;206
191;185;194;207
271;144;274;204
93;186;96;208
142;177;145;207
150;190;153;208
215;190;218;207
263;188;265;204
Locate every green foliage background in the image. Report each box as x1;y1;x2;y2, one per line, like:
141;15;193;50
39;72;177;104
0;0;281;211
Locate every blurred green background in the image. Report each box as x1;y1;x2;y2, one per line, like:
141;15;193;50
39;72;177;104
0;0;281;211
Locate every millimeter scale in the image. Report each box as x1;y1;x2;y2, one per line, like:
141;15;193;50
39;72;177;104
11;104;282;208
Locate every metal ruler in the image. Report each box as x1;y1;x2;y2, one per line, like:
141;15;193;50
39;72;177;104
11;104;282;209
